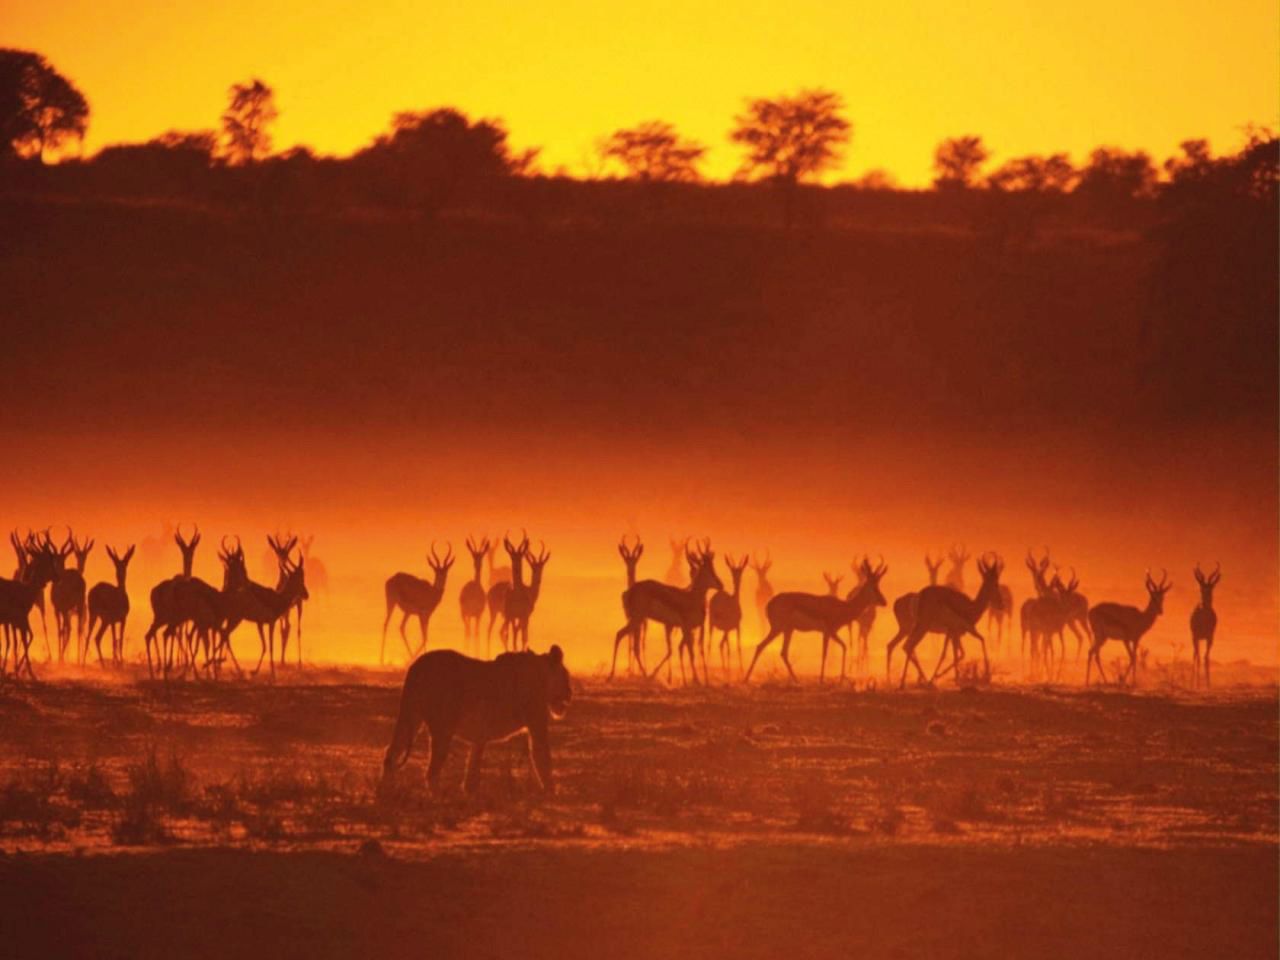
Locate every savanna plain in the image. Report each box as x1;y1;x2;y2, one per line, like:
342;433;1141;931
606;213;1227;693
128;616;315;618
0;655;1275;960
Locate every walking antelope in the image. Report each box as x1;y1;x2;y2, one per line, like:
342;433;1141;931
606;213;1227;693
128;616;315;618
266;534;308;664
745;558;888;683
15;530;59;658
1190;562;1220;687
143;524;202;677
750;551;774;631
895;553;1004;689
1086;570;1171;686
1021;550;1068;677
708;553;750;677
885;553;944;680
51;530;93;662
459;536;490;652
486;532;526;647
617;536;645;674
86;545;136;668
382;543;455;663
0;533;50;678
1051;566;1091;657
502;541;550;651
612;542;722;684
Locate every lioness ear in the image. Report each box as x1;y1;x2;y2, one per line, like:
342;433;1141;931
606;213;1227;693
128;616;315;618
548;645;563;666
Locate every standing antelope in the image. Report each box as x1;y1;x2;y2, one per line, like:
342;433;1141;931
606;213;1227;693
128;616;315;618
885;553;944;681
850;556;880;676
486;532;526;648
1190;562;1220;687
750;551;774;632
821;571;855;678
223;543;309;679
944;545;969;591
144;525;203;677
896;553;1004;689
382;543;455;663
51;530;93;662
709;553;750;677
459;536;490;652
746;558;888;683
502;541;550;651
1021;550;1068;678
15;530;59;659
612;543;722;684
0;533;50;678
1086;570;1171;686
266;534;308;665
1051;566;1091;658
617;536;645;675
86;545;136;668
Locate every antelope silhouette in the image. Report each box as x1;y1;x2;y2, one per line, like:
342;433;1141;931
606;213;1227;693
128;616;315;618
51;529;92;662
86;545;136;668
708;553;750;677
486;532;526;648
382;543;454;663
223;539;308;679
944;545;969;591
143;524;203;678
0;532;49;678
665;537;690;586
746;558;888;683
299;535;329;594
750;551;774;631
266;534;307;664
502;541;550;651
1087;570;1171;686
885;553;944;680
617;535;645;675
613;541;722;684
459;536;490;652
1190;562;1220;687
895;553;1004;689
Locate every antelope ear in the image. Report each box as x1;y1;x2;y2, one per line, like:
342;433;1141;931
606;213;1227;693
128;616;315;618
548;644;563;666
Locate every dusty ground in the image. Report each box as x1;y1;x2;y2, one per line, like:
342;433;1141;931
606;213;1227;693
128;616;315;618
0;664;1275;959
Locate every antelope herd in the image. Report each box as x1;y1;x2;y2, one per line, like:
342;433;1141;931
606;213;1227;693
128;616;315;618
0;525;1224;691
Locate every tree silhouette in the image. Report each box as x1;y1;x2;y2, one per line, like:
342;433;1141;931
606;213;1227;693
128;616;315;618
92;130;217;196
355;107;534;217
986;153;1076;192
1074;147;1157;203
932;135;989;190
730;90;850;184
599;121;705;182
221;79;277;165
0;49;88;162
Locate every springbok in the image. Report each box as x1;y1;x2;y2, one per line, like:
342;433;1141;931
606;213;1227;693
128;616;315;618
299;536;329;594
382;543;455;663
885;553;944;680
746;558;888;683
1190;562;1220;687
1052;565;1091;658
0;533;48;678
51;530;93;662
266;534;307;664
612;542;722;684
896;553;1004;689
709;553;750;677
1020;550;1068;677
86;545;136;668
850;556;881;676
486;532;527;648
1086;570;1171;686
459;536;490;652
750;551;774;631
944;545;969;591
502;541;550;651
15;530;59;659
617;535;645;674
223;542;308;679
143;524;202;678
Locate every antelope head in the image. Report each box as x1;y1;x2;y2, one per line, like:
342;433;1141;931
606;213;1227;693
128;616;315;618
427;541;455;586
823;571;843;595
750;549;772;581
105;544;136;586
849;556;889;607
1144;569;1173;613
1193;561;1220;605
689;541;723;593
924;553;944;584
617;534;644;568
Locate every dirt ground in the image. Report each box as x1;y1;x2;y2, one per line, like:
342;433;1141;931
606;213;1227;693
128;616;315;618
0;665;1275;959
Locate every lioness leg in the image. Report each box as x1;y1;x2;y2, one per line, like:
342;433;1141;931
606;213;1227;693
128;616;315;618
526;720;552;792
425;723;456;795
463;742;486;794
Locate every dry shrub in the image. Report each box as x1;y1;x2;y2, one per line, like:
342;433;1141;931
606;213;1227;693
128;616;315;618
66;763;117;809
0;764;80;839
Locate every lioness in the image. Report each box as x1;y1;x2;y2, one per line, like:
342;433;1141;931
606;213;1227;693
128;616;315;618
383;645;571;794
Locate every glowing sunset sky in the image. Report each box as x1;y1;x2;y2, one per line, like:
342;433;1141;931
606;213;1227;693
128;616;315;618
8;0;1279;183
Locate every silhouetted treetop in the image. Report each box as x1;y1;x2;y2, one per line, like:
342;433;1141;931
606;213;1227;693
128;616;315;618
987;153;1076;193
0;49;89;163
729;90;851;185
221;78;277;165
932;135;989;190
599;121;705;182
1075;147;1158;202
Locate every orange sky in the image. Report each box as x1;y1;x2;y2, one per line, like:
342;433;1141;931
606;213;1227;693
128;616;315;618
9;0;1278;184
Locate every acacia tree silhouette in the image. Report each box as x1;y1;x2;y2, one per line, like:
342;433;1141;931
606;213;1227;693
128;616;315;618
0;49;88;163
986;153;1076;193
599;121;705;182
932;135;989;190
1074;147;1158;204
729;89;851;226
221;78;277;165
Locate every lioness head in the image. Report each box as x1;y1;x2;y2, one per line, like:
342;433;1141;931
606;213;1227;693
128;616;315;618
545;644;571;718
